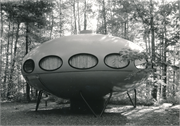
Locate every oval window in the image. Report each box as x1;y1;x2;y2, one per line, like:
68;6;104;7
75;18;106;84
69;54;98;69
39;56;62;71
134;59;147;69
104;54;129;69
23;59;35;73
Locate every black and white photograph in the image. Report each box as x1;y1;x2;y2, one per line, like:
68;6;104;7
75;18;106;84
0;0;180;125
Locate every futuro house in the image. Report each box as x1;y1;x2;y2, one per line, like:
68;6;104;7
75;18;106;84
21;31;148;116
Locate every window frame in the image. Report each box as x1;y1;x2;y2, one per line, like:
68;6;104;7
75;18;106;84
39;55;63;71
23;59;35;73
104;53;130;69
68;53;98;70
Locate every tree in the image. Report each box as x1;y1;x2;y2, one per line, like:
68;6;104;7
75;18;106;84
1;0;54;101
73;0;77;34
0;4;3;93
77;0;81;32
84;0;87;30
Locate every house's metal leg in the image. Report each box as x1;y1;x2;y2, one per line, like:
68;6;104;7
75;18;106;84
127;91;134;107
79;91;97;117
80;90;112;117
100;90;112;117
35;90;43;111
45;94;48;107
127;88;137;108
134;89;137;108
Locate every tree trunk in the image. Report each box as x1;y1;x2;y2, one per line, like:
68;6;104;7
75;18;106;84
150;1;155;67
10;22;14;68
124;22;127;39
147;31;151;55
172;46;176;96
150;0;157;100
179;0;180;21
73;0;77;34
8;22;20;99
0;5;6;98
25;22;31;102
59;0;62;36
121;23;124;37
10;22;15;95
143;29;148;53
50;11;54;39
77;0;81;32
102;0;107;34
84;0;87;30
71;4;73;35
110;0;114;35
162;0;167;99
0;4;3;96
5;21;11;98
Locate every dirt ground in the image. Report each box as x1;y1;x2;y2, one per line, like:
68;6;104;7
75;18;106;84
1;101;179;125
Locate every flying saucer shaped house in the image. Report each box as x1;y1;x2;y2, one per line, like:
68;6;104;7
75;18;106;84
21;31;148;115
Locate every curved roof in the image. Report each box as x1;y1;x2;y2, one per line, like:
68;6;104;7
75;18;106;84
25;34;142;59
22;34;143;74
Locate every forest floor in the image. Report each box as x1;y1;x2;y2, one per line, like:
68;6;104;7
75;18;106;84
1;101;179;125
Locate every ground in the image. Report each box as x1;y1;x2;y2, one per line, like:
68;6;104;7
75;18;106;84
1;101;179;125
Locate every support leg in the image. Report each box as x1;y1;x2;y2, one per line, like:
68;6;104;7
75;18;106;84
45;94;48;107
35;90;43;112
134;89;136;108
79;91;97;117
79;90;112;117
127;88;137;108
127;91;135;107
100;90;112;117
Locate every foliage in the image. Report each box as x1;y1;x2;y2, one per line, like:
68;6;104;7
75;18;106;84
119;48;149;61
110;84;154;106
1;0;54;101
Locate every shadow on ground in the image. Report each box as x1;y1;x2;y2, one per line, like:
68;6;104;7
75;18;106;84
1;102;179;125
105;104;180;125
1;102;127;125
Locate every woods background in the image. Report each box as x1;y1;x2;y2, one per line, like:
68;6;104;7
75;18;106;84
0;0;180;105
